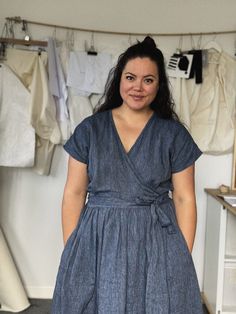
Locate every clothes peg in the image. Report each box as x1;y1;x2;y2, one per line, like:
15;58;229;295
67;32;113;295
86;32;97;55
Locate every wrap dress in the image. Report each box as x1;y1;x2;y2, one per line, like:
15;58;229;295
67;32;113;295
52;110;203;314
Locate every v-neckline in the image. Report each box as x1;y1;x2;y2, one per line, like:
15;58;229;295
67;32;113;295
110;110;155;155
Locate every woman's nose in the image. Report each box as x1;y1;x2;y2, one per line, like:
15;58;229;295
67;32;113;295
133;79;143;90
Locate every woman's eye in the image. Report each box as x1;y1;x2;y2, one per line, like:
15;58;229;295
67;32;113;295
125;75;134;81
144;78;154;84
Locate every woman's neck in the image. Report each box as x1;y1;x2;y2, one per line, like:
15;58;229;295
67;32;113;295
112;105;154;124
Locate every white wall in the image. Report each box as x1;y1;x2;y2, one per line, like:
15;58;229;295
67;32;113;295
0;0;236;298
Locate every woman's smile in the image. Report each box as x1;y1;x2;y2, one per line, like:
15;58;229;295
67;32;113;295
119;57;159;112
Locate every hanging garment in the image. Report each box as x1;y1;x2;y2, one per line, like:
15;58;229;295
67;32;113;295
170;76;192;129
66;51;112;96
190;49;236;154
57;44;93;134
0;64;35;167
67;92;93;133
48;37;70;143
5;48;61;175
167;53;194;79
52;111;203;314
171;49;236;155
187;50;203;84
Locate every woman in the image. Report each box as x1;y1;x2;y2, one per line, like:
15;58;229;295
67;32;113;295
52;36;203;313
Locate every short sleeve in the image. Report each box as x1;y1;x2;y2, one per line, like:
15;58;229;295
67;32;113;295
63;119;90;164
171;124;202;173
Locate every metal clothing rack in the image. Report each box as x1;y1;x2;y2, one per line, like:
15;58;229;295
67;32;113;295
1;16;236;49
4;16;236;37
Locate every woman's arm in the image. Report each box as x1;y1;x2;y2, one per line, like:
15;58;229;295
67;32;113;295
172;164;197;253
62;156;88;245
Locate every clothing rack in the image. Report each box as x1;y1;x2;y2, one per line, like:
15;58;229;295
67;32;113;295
5;16;236;37
0;37;47;46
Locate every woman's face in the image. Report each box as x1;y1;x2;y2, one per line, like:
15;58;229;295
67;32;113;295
119;57;159;112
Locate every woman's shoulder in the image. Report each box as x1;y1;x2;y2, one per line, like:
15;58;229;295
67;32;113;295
156;116;188;137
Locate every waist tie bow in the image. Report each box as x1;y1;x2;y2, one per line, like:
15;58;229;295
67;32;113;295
136;196;176;234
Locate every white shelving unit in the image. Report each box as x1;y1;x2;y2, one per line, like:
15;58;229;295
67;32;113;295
203;189;236;314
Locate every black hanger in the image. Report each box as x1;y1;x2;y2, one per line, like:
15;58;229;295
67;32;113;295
86;32;97;56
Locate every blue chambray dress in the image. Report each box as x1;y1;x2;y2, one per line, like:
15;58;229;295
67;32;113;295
52;110;203;314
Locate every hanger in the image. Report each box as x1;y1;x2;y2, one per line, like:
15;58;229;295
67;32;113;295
203;39;222;53
66;30;74;51
85;32;97;55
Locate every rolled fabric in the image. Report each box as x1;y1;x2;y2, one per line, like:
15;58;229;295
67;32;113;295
0;228;30;312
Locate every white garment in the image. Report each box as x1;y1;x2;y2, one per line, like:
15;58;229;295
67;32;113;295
67;51;112;96
67;92;93;133
5;48;61;175
48;37;70;142
0;64;35;167
171;76;192;129
172;49;236;155
48;37;69;121
48;38;61;99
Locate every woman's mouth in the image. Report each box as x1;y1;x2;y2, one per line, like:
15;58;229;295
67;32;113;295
131;95;145;101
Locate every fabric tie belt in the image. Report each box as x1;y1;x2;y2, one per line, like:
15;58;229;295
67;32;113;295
135;195;176;234
87;193;176;234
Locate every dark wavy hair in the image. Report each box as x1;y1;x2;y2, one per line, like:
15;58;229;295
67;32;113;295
94;36;178;120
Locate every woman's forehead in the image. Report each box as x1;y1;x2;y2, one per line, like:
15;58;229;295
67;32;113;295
123;57;159;75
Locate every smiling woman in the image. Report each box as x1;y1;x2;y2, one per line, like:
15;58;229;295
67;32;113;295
52;36;204;314
119;57;159;112
112;57;159;153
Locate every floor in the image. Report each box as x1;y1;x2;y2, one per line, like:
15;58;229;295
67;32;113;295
0;299;210;313
0;299;51;314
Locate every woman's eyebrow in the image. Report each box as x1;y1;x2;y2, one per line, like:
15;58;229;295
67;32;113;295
124;72;157;78
124;71;135;76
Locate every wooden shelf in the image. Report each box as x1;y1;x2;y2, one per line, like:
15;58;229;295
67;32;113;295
203;192;236;313
205;189;236;216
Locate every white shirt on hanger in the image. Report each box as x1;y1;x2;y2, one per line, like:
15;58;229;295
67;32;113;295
67;51;112;96
0;64;35;167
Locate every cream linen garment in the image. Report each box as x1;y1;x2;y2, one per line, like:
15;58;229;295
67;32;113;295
5;48;61;174
172;49;236;155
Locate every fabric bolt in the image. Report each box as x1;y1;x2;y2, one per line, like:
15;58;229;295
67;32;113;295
52;110;203;314
0;227;30;312
67;51;112;96
172;49;236;155
5;48;61;175
0;64;35;167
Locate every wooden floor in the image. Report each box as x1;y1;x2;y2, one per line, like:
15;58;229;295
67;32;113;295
0;299;210;313
0;299;51;314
